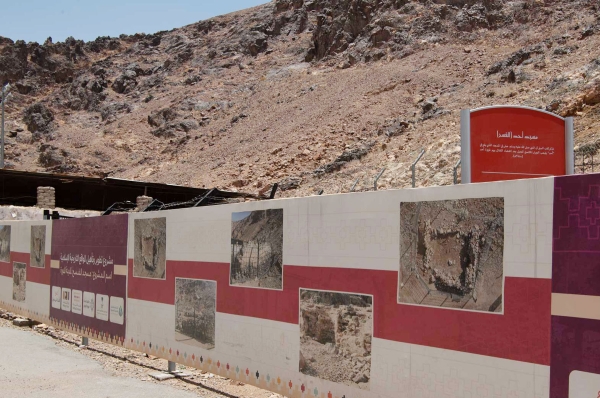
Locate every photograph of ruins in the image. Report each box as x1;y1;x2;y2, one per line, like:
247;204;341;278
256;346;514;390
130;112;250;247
133;217;167;279
175;278;216;350
399;198;504;313
299;289;373;390
30;225;46;269
13;262;26;302
230;209;283;289
0;225;11;263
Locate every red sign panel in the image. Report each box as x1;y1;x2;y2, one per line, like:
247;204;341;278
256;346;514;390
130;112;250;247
470;107;566;183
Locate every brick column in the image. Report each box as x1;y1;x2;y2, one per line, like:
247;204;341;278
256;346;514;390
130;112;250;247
136;195;153;212
36;186;56;209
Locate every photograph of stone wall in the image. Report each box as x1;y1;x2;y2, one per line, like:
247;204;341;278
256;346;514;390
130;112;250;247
133;218;167;279
0;225;11;263
30;225;46;268
299;290;373;390
230;209;283;289
175;278;216;350
13;262;26;302
399;198;504;312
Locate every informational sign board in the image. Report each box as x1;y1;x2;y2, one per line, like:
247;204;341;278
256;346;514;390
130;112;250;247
460;106;574;183
50;214;128;342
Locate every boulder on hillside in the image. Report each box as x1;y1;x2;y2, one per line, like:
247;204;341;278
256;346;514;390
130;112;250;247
240;31;268;56
23;103;54;140
111;70;138;94
38;144;68;169
148;108;178;127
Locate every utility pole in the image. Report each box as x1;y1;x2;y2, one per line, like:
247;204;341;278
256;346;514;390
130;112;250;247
1;83;12;169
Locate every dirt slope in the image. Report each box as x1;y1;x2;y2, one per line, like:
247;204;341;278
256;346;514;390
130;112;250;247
1;0;599;198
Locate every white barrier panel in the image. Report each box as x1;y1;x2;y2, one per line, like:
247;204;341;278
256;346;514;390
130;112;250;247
3;175;598;398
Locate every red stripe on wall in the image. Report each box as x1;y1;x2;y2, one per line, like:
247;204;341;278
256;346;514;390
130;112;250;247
0;252;51;284
128;260;551;365
0;259;10;277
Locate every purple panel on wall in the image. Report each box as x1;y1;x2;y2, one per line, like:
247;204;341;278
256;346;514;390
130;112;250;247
551;174;600;398
50;214;128;341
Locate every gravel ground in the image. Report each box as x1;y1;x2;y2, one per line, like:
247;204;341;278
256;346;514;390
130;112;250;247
0;313;280;398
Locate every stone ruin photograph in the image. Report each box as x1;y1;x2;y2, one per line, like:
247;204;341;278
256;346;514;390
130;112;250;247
399;198;504;313
133;218;167;279
30;225;46;269
230;209;283;289
299;289;373;390
175;278;216;350
13;262;26;302
0;225;11;263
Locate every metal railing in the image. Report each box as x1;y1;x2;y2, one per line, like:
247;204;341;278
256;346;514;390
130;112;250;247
411;149;426;188
453;159;461;184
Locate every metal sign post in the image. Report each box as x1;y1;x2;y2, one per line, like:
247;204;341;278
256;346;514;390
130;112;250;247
565;116;575;175
460;110;471;184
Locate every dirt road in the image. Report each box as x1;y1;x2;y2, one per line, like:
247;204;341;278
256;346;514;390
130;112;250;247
0;326;203;398
0;316;278;398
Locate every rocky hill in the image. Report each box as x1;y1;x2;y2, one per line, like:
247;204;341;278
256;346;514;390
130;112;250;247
1;0;599;198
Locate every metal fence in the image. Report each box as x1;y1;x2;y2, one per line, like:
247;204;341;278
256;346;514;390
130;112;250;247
576;151;597;174
230;240;273;281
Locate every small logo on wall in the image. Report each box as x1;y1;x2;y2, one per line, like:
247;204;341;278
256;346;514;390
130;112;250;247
51;286;61;309
96;294;109;321
109;296;124;325
83;291;95;318
61;288;72;312
71;290;83;315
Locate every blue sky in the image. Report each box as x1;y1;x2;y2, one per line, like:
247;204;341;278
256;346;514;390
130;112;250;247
232;211;252;222
1;0;268;44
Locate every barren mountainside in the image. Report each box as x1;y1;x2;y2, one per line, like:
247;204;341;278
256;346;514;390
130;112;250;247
1;0;599;198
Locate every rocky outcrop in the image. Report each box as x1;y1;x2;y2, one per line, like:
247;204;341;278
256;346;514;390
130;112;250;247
23;103;55;140
0;39;28;83
64;73;108;111
148;108;178;128
560;79;600;117
37;144;77;173
112;70;138;94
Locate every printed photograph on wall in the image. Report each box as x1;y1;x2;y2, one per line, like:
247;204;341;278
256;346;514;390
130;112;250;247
230;209;283;289
13;262;26;302
398;198;504;313
0;225;11;263
133;217;167;279
175;278;216;350
30;225;46;268
299;289;373;390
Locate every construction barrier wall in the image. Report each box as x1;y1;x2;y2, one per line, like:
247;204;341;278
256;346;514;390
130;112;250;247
0;174;599;398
